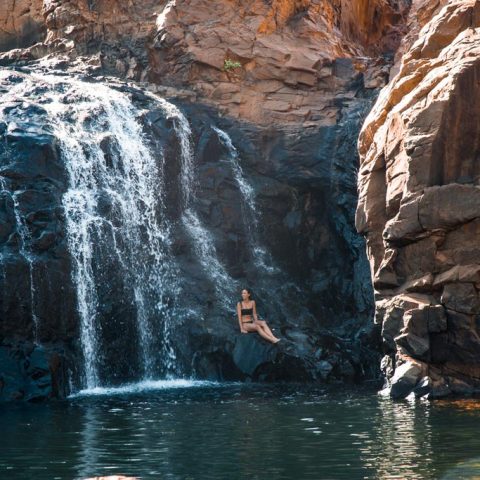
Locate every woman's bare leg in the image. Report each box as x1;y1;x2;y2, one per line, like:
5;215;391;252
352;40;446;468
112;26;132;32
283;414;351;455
256;320;276;339
257;325;279;343
256;324;280;343
259;325;280;343
245;323;279;343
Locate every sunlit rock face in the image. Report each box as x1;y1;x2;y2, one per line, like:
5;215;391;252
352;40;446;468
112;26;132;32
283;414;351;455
0;0;45;51
146;0;411;125
1;0;410;125
357;0;480;398
0;0;416;401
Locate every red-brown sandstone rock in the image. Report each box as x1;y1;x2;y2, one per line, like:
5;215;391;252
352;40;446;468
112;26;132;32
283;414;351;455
0;0;45;51
0;0;410;126
357;0;480;398
147;0;410;125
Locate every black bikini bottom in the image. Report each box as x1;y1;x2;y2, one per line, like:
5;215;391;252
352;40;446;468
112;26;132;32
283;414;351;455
242;320;254;324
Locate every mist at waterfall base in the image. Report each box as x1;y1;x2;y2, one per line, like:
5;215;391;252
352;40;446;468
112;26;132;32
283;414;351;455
0;68;376;394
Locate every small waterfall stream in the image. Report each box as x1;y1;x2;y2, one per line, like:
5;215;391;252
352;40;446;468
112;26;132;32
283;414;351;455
152;97;238;304
211;126;307;326
0;177;39;341
212;126;278;275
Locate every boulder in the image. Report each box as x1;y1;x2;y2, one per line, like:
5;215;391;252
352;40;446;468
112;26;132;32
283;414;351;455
413;376;431;398
441;283;480;315
0;344;67;402
395;333;430;361
389;360;424;399
232;334;277;377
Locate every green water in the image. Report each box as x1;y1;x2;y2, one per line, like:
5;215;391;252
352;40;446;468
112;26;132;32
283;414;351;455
2;381;480;480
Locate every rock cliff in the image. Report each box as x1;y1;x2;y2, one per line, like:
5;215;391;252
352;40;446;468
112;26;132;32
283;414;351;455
357;0;480;398
0;0;414;400
0;0;45;51
1;0;410;125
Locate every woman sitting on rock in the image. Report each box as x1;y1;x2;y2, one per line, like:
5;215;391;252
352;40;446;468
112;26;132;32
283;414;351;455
237;288;280;344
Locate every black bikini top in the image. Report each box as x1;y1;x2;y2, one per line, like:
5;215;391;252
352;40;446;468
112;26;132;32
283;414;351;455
240;302;253;316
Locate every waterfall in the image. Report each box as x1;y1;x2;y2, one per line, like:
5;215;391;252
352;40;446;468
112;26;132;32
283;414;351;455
0;68;293;390
0;72;184;388
54;80;178;387
149;96;237;303
0;69;245;389
212;126;278;275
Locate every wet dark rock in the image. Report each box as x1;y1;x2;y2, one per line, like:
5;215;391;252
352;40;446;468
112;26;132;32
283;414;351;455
32;230;57;251
449;378;474;396
233;335;277;377
317;360;333;380
0;343;68;402
428;379;452;399
0;71;380;399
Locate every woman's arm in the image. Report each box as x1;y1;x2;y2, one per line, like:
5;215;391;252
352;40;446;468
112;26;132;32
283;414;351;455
253;300;258;322
237;302;246;333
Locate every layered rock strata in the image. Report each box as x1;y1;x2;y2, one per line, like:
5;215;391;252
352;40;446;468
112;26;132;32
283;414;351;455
0;0;410;125
357;0;480;398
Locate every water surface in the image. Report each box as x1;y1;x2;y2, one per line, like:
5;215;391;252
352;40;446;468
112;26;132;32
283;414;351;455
2;382;480;480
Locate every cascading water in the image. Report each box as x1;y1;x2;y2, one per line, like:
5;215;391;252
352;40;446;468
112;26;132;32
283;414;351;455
151;97;238;304
0;67;298;391
212;126;278;275
1;72;183;389
56;81;179;387
0;67;248;390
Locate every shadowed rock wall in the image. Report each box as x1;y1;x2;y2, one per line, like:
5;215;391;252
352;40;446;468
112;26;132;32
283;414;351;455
0;0;45;51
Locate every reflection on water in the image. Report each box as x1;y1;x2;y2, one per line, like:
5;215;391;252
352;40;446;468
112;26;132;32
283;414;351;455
360;396;434;479
77;404;100;480
1;384;480;479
